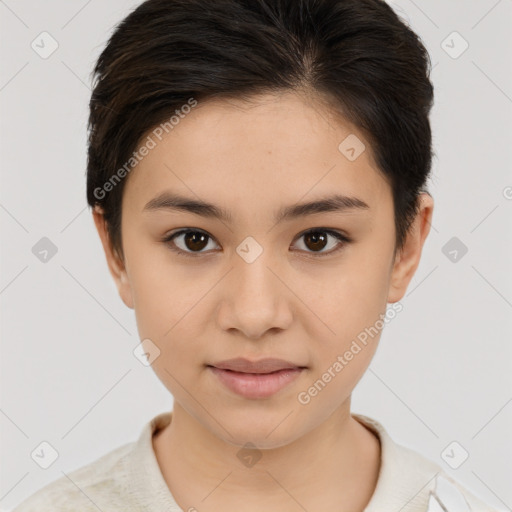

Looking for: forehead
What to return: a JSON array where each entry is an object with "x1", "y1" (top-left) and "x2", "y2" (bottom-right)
[{"x1": 122, "y1": 91, "x2": 391, "y2": 219}]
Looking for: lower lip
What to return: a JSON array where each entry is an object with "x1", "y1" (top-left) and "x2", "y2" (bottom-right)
[{"x1": 208, "y1": 366, "x2": 304, "y2": 399}]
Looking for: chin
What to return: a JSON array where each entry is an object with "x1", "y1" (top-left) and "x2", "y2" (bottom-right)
[{"x1": 211, "y1": 408, "x2": 305, "y2": 450}]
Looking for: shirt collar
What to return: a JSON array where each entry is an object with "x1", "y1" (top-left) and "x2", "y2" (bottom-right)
[
  {"x1": 127, "y1": 410, "x2": 443, "y2": 512},
  {"x1": 353, "y1": 413, "x2": 442, "y2": 511}
]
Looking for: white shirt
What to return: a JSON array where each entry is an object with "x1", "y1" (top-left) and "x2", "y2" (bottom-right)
[{"x1": 12, "y1": 411, "x2": 497, "y2": 511}]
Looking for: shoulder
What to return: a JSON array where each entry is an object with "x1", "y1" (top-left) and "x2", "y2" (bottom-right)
[
  {"x1": 426, "y1": 472, "x2": 499, "y2": 512},
  {"x1": 12, "y1": 441, "x2": 135, "y2": 512},
  {"x1": 387, "y1": 440, "x2": 499, "y2": 511},
  {"x1": 353, "y1": 414, "x2": 499, "y2": 512},
  {"x1": 388, "y1": 438, "x2": 498, "y2": 511}
]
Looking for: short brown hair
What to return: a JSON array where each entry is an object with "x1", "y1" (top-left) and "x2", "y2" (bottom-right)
[{"x1": 86, "y1": 0, "x2": 435, "y2": 260}]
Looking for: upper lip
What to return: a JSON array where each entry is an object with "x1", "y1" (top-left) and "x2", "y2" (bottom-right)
[{"x1": 209, "y1": 357, "x2": 305, "y2": 374}]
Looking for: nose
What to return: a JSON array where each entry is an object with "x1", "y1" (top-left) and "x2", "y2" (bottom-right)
[{"x1": 215, "y1": 248, "x2": 293, "y2": 340}]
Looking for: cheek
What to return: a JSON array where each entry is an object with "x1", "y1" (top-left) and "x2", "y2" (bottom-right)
[
  {"x1": 126, "y1": 244, "x2": 199, "y2": 338},
  {"x1": 309, "y1": 249, "x2": 392, "y2": 373},
  {"x1": 320, "y1": 257, "x2": 391, "y2": 330},
  {"x1": 133, "y1": 287, "x2": 205, "y2": 360},
  {"x1": 126, "y1": 259, "x2": 210, "y2": 379},
  {"x1": 301, "y1": 274, "x2": 386, "y2": 410}
]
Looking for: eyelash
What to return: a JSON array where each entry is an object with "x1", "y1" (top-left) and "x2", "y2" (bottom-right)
[{"x1": 161, "y1": 228, "x2": 352, "y2": 259}]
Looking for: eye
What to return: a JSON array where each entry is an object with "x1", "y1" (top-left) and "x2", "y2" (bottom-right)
[
  {"x1": 162, "y1": 229, "x2": 219, "y2": 257},
  {"x1": 162, "y1": 228, "x2": 351, "y2": 257},
  {"x1": 291, "y1": 228, "x2": 351, "y2": 257}
]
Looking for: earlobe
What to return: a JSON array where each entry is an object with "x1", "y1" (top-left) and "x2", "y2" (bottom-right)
[
  {"x1": 92, "y1": 206, "x2": 134, "y2": 310},
  {"x1": 387, "y1": 193, "x2": 434, "y2": 304}
]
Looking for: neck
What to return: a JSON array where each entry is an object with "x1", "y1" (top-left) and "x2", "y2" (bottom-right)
[{"x1": 153, "y1": 401, "x2": 381, "y2": 512}]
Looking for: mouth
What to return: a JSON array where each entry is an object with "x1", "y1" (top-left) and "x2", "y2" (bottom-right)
[
  {"x1": 207, "y1": 359, "x2": 307, "y2": 399},
  {"x1": 208, "y1": 357, "x2": 307, "y2": 374}
]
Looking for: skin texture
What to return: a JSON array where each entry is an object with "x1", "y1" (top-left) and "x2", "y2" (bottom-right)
[{"x1": 93, "y1": 90, "x2": 434, "y2": 512}]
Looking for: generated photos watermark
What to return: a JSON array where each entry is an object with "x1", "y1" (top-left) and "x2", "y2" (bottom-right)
[
  {"x1": 297, "y1": 301, "x2": 403, "y2": 405},
  {"x1": 93, "y1": 97, "x2": 198, "y2": 201}
]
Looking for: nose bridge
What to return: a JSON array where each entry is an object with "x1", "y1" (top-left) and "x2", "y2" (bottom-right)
[
  {"x1": 216, "y1": 236, "x2": 293, "y2": 338},
  {"x1": 233, "y1": 235, "x2": 280, "y2": 302}
]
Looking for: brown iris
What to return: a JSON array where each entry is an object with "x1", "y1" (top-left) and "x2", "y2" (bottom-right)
[
  {"x1": 183, "y1": 231, "x2": 209, "y2": 251},
  {"x1": 302, "y1": 231, "x2": 328, "y2": 252}
]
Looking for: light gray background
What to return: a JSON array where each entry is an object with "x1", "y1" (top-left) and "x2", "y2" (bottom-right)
[{"x1": 1, "y1": 0, "x2": 511, "y2": 510}]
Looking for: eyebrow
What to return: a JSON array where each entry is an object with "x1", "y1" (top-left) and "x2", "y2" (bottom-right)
[{"x1": 142, "y1": 192, "x2": 370, "y2": 224}]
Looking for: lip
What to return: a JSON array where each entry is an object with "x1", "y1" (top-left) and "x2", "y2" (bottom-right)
[
  {"x1": 207, "y1": 358, "x2": 307, "y2": 399},
  {"x1": 208, "y1": 366, "x2": 304, "y2": 399}
]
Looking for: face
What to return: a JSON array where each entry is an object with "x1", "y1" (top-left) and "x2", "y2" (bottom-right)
[{"x1": 94, "y1": 91, "x2": 433, "y2": 449}]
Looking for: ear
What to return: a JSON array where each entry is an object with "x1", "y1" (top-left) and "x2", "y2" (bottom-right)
[
  {"x1": 387, "y1": 193, "x2": 434, "y2": 303},
  {"x1": 92, "y1": 206, "x2": 134, "y2": 309}
]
